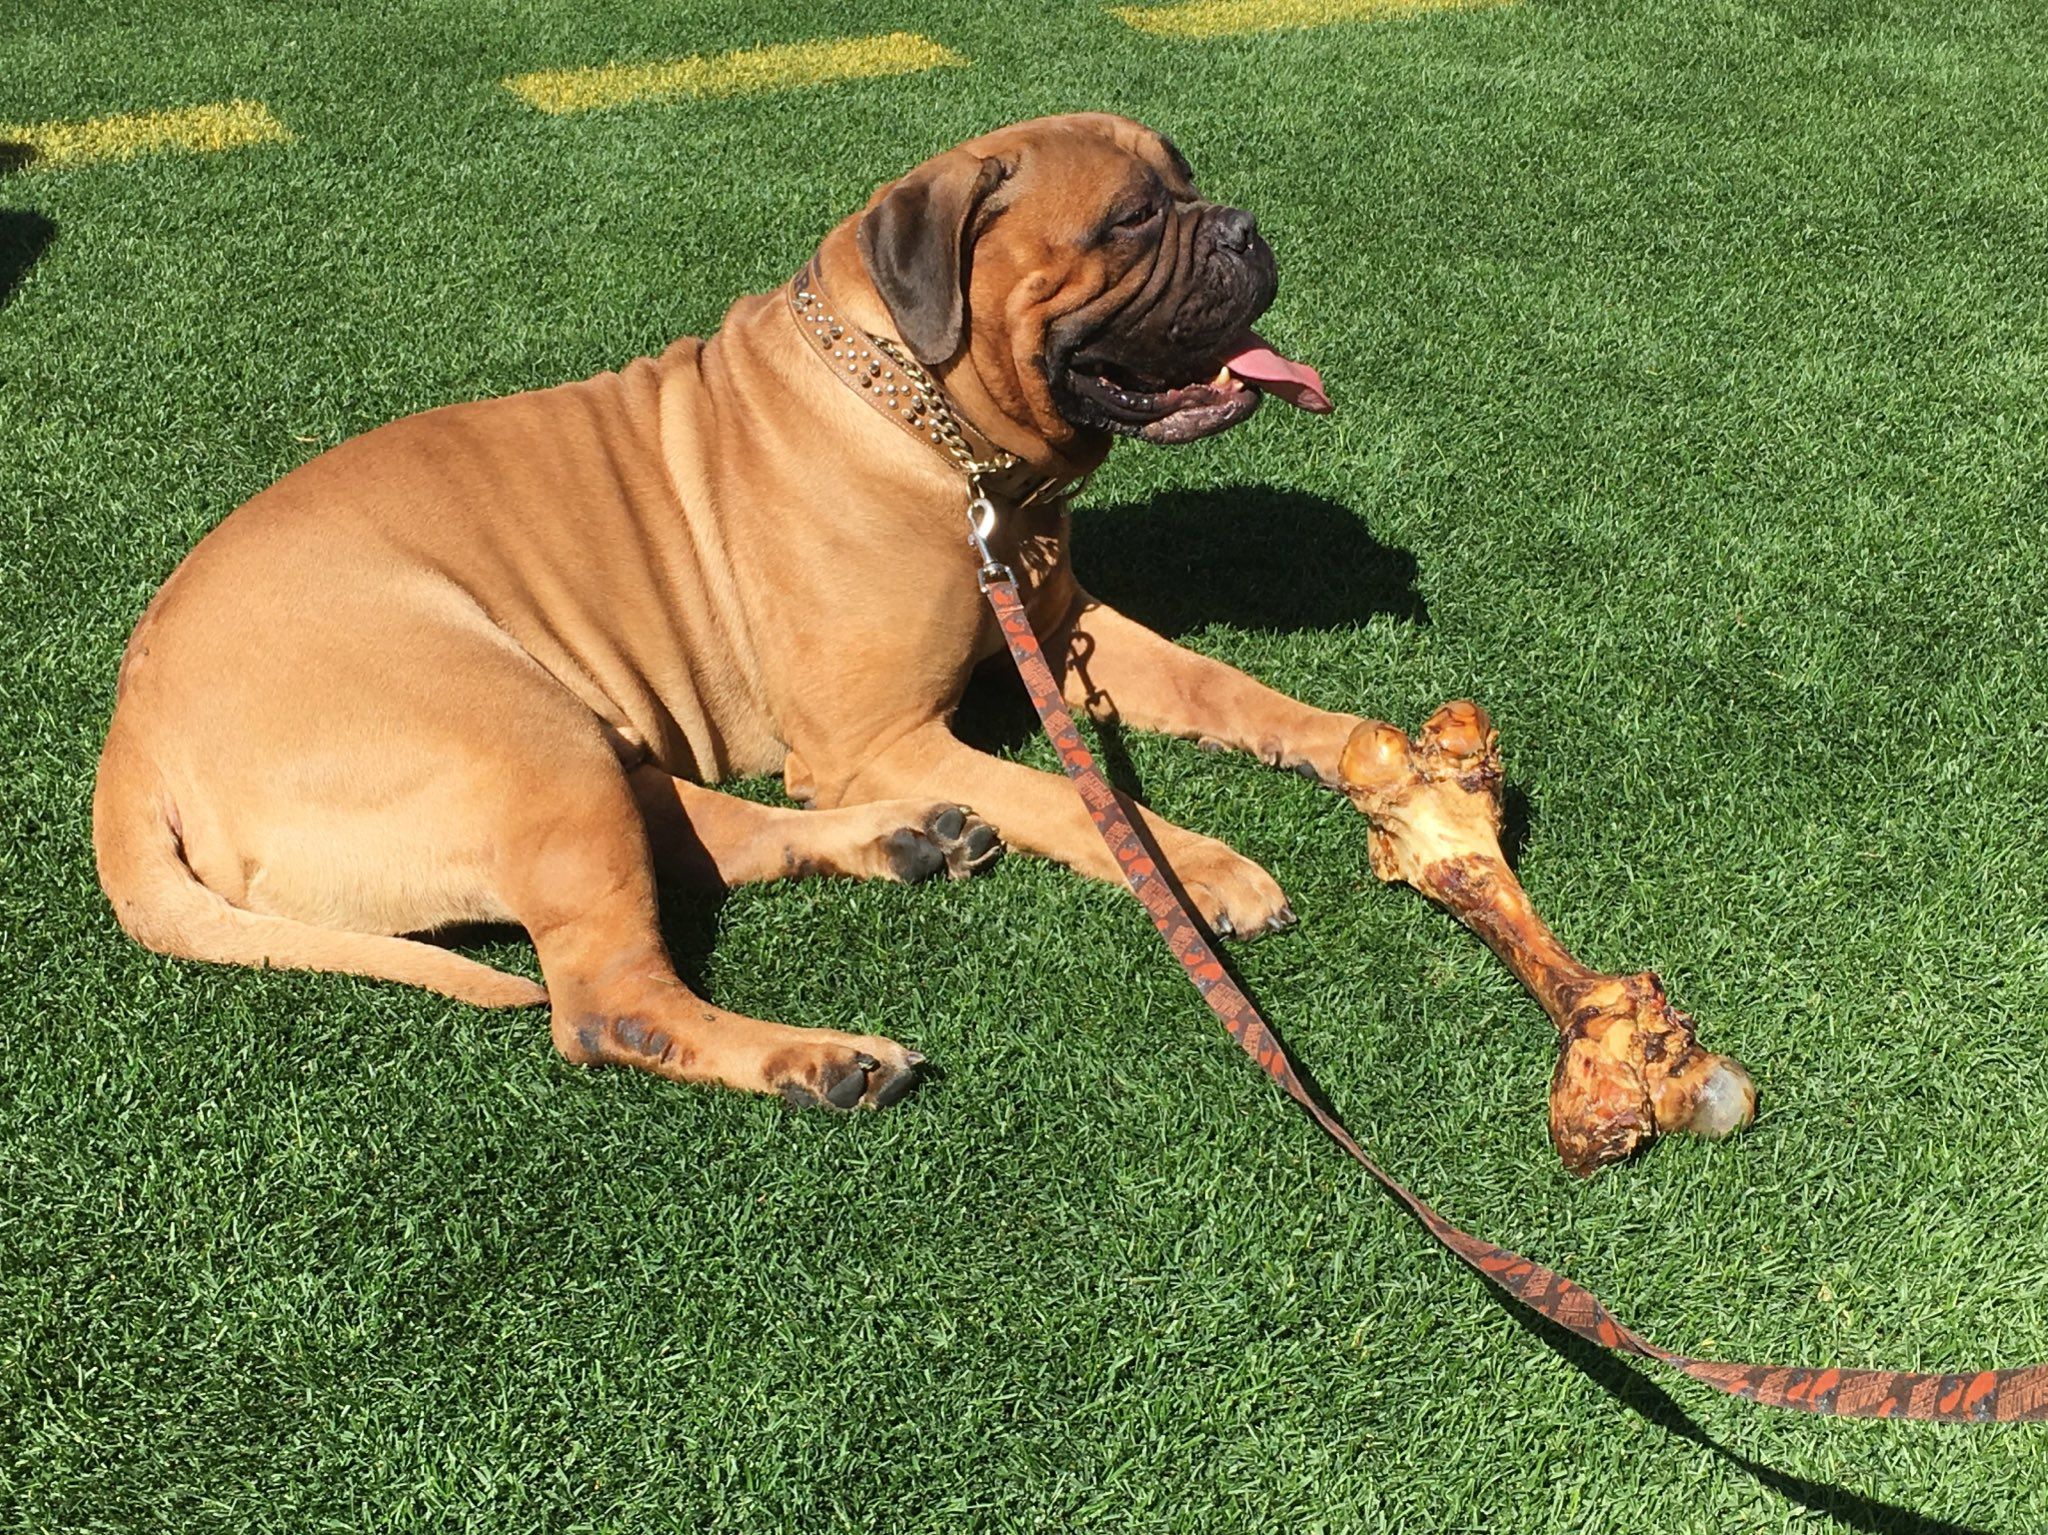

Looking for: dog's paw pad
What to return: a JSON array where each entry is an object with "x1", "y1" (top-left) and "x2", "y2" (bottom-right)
[
  {"x1": 884, "y1": 826, "x2": 949, "y2": 882},
  {"x1": 821, "y1": 1053, "x2": 878, "y2": 1108},
  {"x1": 959, "y1": 820, "x2": 1001, "y2": 871},
  {"x1": 869, "y1": 1060, "x2": 923, "y2": 1108},
  {"x1": 885, "y1": 806, "x2": 1004, "y2": 883}
]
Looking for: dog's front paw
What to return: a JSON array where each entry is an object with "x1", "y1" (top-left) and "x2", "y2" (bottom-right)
[
  {"x1": 768, "y1": 1030, "x2": 928, "y2": 1110},
  {"x1": 878, "y1": 804, "x2": 1004, "y2": 883},
  {"x1": 1171, "y1": 837, "x2": 1295, "y2": 941}
]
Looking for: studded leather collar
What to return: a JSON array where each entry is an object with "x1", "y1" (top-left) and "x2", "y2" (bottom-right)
[{"x1": 786, "y1": 258, "x2": 1077, "y2": 510}]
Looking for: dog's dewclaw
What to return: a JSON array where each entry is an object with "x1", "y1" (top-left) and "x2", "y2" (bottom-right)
[{"x1": 1338, "y1": 702, "x2": 1756, "y2": 1175}]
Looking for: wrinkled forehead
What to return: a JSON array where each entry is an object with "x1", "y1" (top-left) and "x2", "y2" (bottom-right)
[
  {"x1": 974, "y1": 115, "x2": 1196, "y2": 195},
  {"x1": 963, "y1": 114, "x2": 1200, "y2": 237}
]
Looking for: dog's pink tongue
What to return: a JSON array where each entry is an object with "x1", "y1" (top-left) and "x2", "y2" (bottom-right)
[{"x1": 1224, "y1": 335, "x2": 1331, "y2": 413}]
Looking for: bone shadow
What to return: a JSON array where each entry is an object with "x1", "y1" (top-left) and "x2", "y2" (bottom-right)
[
  {"x1": 1500, "y1": 782, "x2": 1534, "y2": 869},
  {"x1": 2, "y1": 143, "x2": 55, "y2": 312}
]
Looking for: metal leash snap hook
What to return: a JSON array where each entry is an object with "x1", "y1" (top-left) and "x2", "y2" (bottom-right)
[
  {"x1": 967, "y1": 491, "x2": 998, "y2": 548},
  {"x1": 966, "y1": 487, "x2": 1014, "y2": 593}
]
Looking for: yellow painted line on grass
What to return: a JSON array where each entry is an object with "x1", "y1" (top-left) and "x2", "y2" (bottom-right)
[
  {"x1": 1112, "y1": 0, "x2": 1514, "y2": 39},
  {"x1": 0, "y1": 99, "x2": 291, "y2": 169},
  {"x1": 505, "y1": 31, "x2": 968, "y2": 116}
]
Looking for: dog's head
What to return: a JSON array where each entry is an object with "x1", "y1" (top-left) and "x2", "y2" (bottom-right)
[{"x1": 853, "y1": 113, "x2": 1328, "y2": 449}]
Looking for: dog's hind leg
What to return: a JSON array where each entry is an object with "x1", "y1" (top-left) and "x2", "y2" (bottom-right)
[
  {"x1": 502, "y1": 755, "x2": 924, "y2": 1107},
  {"x1": 627, "y1": 768, "x2": 1001, "y2": 889},
  {"x1": 99, "y1": 587, "x2": 923, "y2": 1105}
]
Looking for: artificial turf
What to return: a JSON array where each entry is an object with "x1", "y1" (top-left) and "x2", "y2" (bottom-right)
[{"x1": 5, "y1": 1, "x2": 2047, "y2": 1529}]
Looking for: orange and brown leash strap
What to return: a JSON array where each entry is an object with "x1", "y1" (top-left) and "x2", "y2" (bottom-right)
[
  {"x1": 787, "y1": 255, "x2": 2044, "y2": 1423},
  {"x1": 974, "y1": 560, "x2": 2048, "y2": 1425}
]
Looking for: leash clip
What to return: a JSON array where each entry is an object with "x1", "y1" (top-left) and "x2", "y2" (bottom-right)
[{"x1": 966, "y1": 488, "x2": 1015, "y2": 592}]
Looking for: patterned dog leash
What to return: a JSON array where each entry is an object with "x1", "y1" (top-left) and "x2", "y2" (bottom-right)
[{"x1": 791, "y1": 262, "x2": 2048, "y2": 1423}]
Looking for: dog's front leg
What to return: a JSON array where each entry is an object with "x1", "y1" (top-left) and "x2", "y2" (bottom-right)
[
  {"x1": 829, "y1": 723, "x2": 1295, "y2": 939},
  {"x1": 1042, "y1": 590, "x2": 1364, "y2": 788}
]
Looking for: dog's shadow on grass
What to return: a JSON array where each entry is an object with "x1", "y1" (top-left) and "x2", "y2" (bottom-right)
[
  {"x1": 1074, "y1": 483, "x2": 1428, "y2": 638},
  {"x1": 947, "y1": 485, "x2": 1554, "y2": 860},
  {"x1": 1, "y1": 142, "x2": 56, "y2": 312}
]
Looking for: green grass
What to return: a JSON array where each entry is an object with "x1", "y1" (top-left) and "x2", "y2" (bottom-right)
[{"x1": 6, "y1": 1, "x2": 2048, "y2": 1529}]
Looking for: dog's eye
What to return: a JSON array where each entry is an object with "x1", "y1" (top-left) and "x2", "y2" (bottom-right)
[{"x1": 1111, "y1": 202, "x2": 1161, "y2": 234}]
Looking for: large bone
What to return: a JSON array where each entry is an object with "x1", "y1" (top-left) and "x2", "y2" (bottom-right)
[{"x1": 1339, "y1": 701, "x2": 1755, "y2": 1175}]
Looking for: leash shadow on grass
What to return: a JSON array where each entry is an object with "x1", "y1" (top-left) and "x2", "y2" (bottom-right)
[
  {"x1": 1478, "y1": 1290, "x2": 1991, "y2": 1535},
  {"x1": 2, "y1": 142, "x2": 57, "y2": 312}
]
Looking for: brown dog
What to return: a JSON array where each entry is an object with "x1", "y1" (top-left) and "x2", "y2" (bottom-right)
[{"x1": 93, "y1": 113, "x2": 1359, "y2": 1109}]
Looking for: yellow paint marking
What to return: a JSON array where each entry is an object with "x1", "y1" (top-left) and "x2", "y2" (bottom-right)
[
  {"x1": 1111, "y1": 0, "x2": 1514, "y2": 39},
  {"x1": 1, "y1": 99, "x2": 291, "y2": 169},
  {"x1": 505, "y1": 32, "x2": 969, "y2": 116}
]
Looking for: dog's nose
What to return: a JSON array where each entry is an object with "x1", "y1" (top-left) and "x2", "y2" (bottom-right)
[{"x1": 1214, "y1": 207, "x2": 1259, "y2": 253}]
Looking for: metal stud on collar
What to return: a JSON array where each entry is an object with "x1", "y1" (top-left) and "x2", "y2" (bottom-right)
[
  {"x1": 791, "y1": 262, "x2": 1093, "y2": 564},
  {"x1": 792, "y1": 283, "x2": 1018, "y2": 482},
  {"x1": 869, "y1": 336, "x2": 1019, "y2": 482}
]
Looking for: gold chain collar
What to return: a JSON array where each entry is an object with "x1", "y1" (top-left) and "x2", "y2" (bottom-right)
[
  {"x1": 869, "y1": 333, "x2": 1018, "y2": 480},
  {"x1": 787, "y1": 259, "x2": 1085, "y2": 517}
]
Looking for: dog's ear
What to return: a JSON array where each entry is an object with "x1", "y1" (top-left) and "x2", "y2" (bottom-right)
[{"x1": 857, "y1": 150, "x2": 1010, "y2": 365}]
